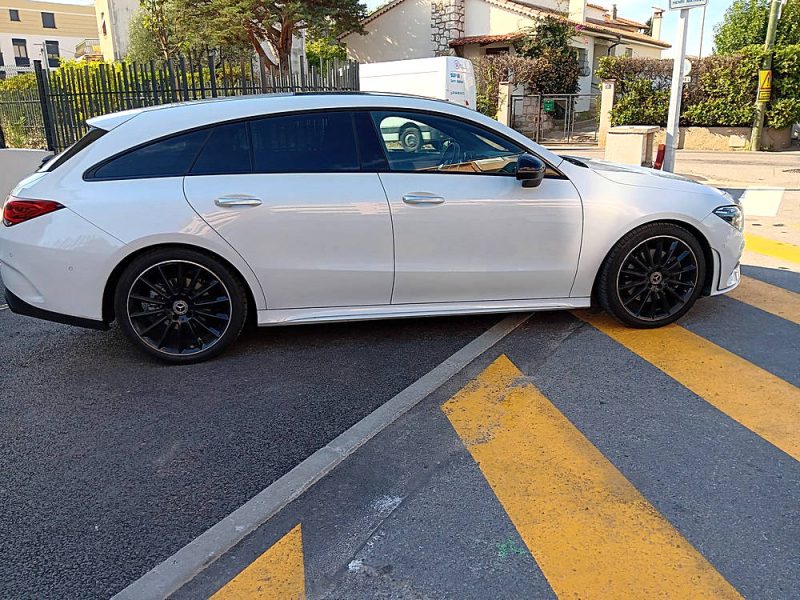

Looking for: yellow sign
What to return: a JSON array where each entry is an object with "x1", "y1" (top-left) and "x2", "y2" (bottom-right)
[{"x1": 758, "y1": 69, "x2": 772, "y2": 102}]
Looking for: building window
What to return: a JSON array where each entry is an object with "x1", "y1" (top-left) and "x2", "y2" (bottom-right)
[
  {"x1": 624, "y1": 47, "x2": 633, "y2": 57},
  {"x1": 485, "y1": 47, "x2": 510, "y2": 56},
  {"x1": 41, "y1": 12, "x2": 56, "y2": 28},
  {"x1": 12, "y1": 38, "x2": 29, "y2": 67},
  {"x1": 9, "y1": 9, "x2": 20, "y2": 21},
  {"x1": 45, "y1": 40, "x2": 59, "y2": 68}
]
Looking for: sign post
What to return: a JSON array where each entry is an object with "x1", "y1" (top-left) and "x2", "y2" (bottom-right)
[{"x1": 663, "y1": 0, "x2": 707, "y2": 173}]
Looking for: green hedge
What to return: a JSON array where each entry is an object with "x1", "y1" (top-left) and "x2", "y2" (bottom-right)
[{"x1": 596, "y1": 45, "x2": 800, "y2": 129}]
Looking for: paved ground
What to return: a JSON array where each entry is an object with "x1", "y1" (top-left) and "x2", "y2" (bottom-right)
[{"x1": 1, "y1": 150, "x2": 798, "y2": 599}]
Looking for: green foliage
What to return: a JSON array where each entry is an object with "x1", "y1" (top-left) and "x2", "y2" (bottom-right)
[
  {"x1": 175, "y1": 0, "x2": 367, "y2": 68},
  {"x1": 714, "y1": 0, "x2": 800, "y2": 54},
  {"x1": 0, "y1": 72, "x2": 37, "y2": 92},
  {"x1": 610, "y1": 79, "x2": 669, "y2": 127},
  {"x1": 473, "y1": 50, "x2": 579, "y2": 118},
  {"x1": 598, "y1": 46, "x2": 800, "y2": 129},
  {"x1": 305, "y1": 36, "x2": 346, "y2": 69},
  {"x1": 514, "y1": 16, "x2": 580, "y2": 95},
  {"x1": 126, "y1": 9, "x2": 163, "y2": 63}
]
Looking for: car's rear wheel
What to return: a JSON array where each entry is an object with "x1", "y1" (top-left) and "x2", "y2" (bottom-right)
[
  {"x1": 597, "y1": 223, "x2": 706, "y2": 328},
  {"x1": 114, "y1": 248, "x2": 247, "y2": 363}
]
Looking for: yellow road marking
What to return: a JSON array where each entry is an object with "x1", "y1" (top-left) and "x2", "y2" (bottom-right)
[
  {"x1": 579, "y1": 312, "x2": 800, "y2": 461},
  {"x1": 745, "y1": 233, "x2": 800, "y2": 264},
  {"x1": 210, "y1": 524, "x2": 305, "y2": 600},
  {"x1": 729, "y1": 276, "x2": 800, "y2": 325},
  {"x1": 443, "y1": 355, "x2": 741, "y2": 599}
]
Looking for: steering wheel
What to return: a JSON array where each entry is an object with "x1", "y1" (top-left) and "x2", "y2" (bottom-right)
[{"x1": 438, "y1": 139, "x2": 461, "y2": 169}]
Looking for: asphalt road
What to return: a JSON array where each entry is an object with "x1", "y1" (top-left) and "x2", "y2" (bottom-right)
[
  {"x1": 0, "y1": 273, "x2": 499, "y2": 598},
  {"x1": 177, "y1": 266, "x2": 800, "y2": 600}
]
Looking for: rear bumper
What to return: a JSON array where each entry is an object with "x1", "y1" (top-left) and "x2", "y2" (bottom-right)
[{"x1": 5, "y1": 288, "x2": 109, "y2": 330}]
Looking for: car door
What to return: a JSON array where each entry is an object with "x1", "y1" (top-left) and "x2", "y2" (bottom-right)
[
  {"x1": 183, "y1": 112, "x2": 394, "y2": 309},
  {"x1": 369, "y1": 110, "x2": 583, "y2": 304}
]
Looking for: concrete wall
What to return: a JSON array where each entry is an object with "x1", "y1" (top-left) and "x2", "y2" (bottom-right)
[
  {"x1": 0, "y1": 149, "x2": 49, "y2": 200},
  {"x1": 343, "y1": 0, "x2": 435, "y2": 63},
  {"x1": 464, "y1": 0, "x2": 532, "y2": 36},
  {"x1": 652, "y1": 127, "x2": 793, "y2": 152}
]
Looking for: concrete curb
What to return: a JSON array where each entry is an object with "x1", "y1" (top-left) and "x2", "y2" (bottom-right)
[{"x1": 113, "y1": 312, "x2": 532, "y2": 600}]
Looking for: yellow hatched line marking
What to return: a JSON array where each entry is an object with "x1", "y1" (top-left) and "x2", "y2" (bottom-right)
[
  {"x1": 729, "y1": 276, "x2": 800, "y2": 325},
  {"x1": 210, "y1": 524, "x2": 305, "y2": 600},
  {"x1": 442, "y1": 355, "x2": 741, "y2": 599},
  {"x1": 579, "y1": 312, "x2": 800, "y2": 461},
  {"x1": 745, "y1": 233, "x2": 800, "y2": 264}
]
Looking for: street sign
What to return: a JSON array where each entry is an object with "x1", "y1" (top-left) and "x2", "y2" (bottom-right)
[
  {"x1": 543, "y1": 99, "x2": 556, "y2": 113},
  {"x1": 758, "y1": 69, "x2": 773, "y2": 102},
  {"x1": 683, "y1": 59, "x2": 692, "y2": 75},
  {"x1": 669, "y1": 0, "x2": 707, "y2": 9}
]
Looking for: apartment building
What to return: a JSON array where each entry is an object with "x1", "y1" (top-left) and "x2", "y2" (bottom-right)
[{"x1": 0, "y1": 0, "x2": 97, "y2": 75}]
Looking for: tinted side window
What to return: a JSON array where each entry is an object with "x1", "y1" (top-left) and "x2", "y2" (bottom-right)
[
  {"x1": 370, "y1": 111, "x2": 525, "y2": 176},
  {"x1": 44, "y1": 127, "x2": 106, "y2": 172},
  {"x1": 90, "y1": 129, "x2": 209, "y2": 180},
  {"x1": 191, "y1": 122, "x2": 251, "y2": 175},
  {"x1": 250, "y1": 112, "x2": 358, "y2": 173}
]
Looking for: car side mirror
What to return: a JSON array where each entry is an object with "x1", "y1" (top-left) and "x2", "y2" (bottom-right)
[{"x1": 516, "y1": 153, "x2": 546, "y2": 188}]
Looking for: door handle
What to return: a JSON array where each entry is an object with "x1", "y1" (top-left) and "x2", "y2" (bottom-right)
[
  {"x1": 402, "y1": 193, "x2": 445, "y2": 205},
  {"x1": 214, "y1": 194, "x2": 262, "y2": 207}
]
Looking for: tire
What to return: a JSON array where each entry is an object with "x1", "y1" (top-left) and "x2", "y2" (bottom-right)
[
  {"x1": 597, "y1": 222, "x2": 706, "y2": 328},
  {"x1": 114, "y1": 248, "x2": 248, "y2": 364},
  {"x1": 399, "y1": 123, "x2": 423, "y2": 152}
]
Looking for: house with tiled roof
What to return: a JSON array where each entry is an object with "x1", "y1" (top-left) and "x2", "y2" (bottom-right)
[{"x1": 341, "y1": 0, "x2": 669, "y2": 96}]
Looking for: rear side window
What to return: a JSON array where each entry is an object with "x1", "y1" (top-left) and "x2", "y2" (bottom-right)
[
  {"x1": 44, "y1": 127, "x2": 107, "y2": 172},
  {"x1": 191, "y1": 122, "x2": 251, "y2": 175},
  {"x1": 249, "y1": 112, "x2": 358, "y2": 173},
  {"x1": 88, "y1": 129, "x2": 209, "y2": 180}
]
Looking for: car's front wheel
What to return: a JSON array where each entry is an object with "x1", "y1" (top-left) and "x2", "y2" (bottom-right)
[
  {"x1": 597, "y1": 223, "x2": 706, "y2": 328},
  {"x1": 114, "y1": 248, "x2": 247, "y2": 363}
]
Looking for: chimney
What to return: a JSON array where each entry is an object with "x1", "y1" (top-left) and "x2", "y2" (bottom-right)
[
  {"x1": 569, "y1": 0, "x2": 586, "y2": 23},
  {"x1": 651, "y1": 8, "x2": 664, "y2": 39},
  {"x1": 612, "y1": 4, "x2": 618, "y2": 21}
]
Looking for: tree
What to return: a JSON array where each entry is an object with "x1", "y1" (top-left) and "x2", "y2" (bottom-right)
[
  {"x1": 514, "y1": 16, "x2": 580, "y2": 94},
  {"x1": 305, "y1": 35, "x2": 347, "y2": 69},
  {"x1": 127, "y1": 9, "x2": 164, "y2": 62},
  {"x1": 714, "y1": 0, "x2": 800, "y2": 54},
  {"x1": 175, "y1": 0, "x2": 367, "y2": 69}
]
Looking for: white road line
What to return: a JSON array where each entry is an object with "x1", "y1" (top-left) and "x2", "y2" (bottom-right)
[
  {"x1": 739, "y1": 187, "x2": 784, "y2": 217},
  {"x1": 112, "y1": 312, "x2": 532, "y2": 600},
  {"x1": 0, "y1": 304, "x2": 9, "y2": 311}
]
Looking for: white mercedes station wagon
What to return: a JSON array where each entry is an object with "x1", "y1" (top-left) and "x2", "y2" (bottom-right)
[{"x1": 1, "y1": 93, "x2": 744, "y2": 363}]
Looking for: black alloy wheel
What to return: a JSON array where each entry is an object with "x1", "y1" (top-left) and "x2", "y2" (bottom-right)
[
  {"x1": 616, "y1": 236, "x2": 699, "y2": 321},
  {"x1": 598, "y1": 223, "x2": 706, "y2": 328},
  {"x1": 115, "y1": 249, "x2": 247, "y2": 363}
]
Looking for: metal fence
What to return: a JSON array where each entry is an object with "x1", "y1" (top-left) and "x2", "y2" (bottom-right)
[
  {"x1": 20, "y1": 54, "x2": 359, "y2": 152},
  {"x1": 510, "y1": 93, "x2": 600, "y2": 145},
  {"x1": 0, "y1": 87, "x2": 46, "y2": 149}
]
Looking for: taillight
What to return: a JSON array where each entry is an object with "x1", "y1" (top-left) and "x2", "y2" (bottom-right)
[{"x1": 2, "y1": 197, "x2": 65, "y2": 226}]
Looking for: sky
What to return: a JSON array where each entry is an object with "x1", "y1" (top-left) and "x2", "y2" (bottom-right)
[{"x1": 364, "y1": 0, "x2": 736, "y2": 57}]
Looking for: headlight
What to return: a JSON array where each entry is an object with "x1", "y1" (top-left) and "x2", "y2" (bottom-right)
[{"x1": 713, "y1": 205, "x2": 744, "y2": 231}]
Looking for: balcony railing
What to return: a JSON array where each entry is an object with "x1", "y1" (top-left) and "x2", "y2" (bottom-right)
[{"x1": 75, "y1": 39, "x2": 101, "y2": 59}]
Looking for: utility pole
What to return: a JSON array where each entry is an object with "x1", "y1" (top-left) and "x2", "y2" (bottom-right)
[
  {"x1": 663, "y1": 8, "x2": 690, "y2": 173},
  {"x1": 698, "y1": 4, "x2": 708, "y2": 57},
  {"x1": 750, "y1": 0, "x2": 782, "y2": 151}
]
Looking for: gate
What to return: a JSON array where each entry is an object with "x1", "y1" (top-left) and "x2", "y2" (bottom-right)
[
  {"x1": 31, "y1": 55, "x2": 360, "y2": 152},
  {"x1": 510, "y1": 93, "x2": 600, "y2": 145}
]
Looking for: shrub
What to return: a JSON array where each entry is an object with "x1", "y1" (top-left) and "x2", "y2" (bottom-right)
[{"x1": 598, "y1": 45, "x2": 800, "y2": 129}]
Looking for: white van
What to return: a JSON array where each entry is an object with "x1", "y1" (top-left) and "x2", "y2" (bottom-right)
[{"x1": 359, "y1": 57, "x2": 477, "y2": 151}]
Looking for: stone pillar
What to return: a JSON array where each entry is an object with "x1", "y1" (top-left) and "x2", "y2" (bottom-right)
[
  {"x1": 496, "y1": 82, "x2": 513, "y2": 126},
  {"x1": 598, "y1": 79, "x2": 616, "y2": 148},
  {"x1": 431, "y1": 0, "x2": 465, "y2": 56}
]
